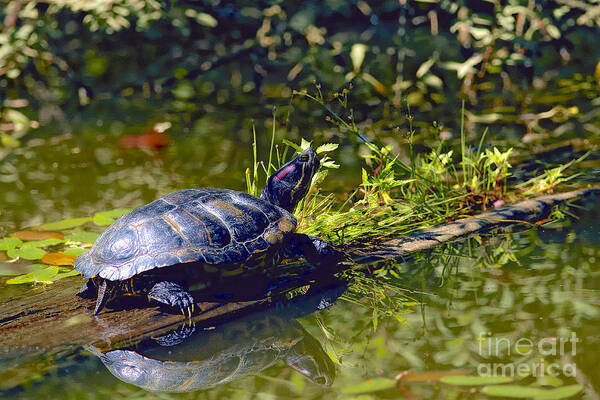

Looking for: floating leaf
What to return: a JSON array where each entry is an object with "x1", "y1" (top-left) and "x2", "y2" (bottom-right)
[
  {"x1": 93, "y1": 213, "x2": 115, "y2": 226},
  {"x1": 63, "y1": 248, "x2": 87, "y2": 256},
  {"x1": 54, "y1": 268, "x2": 81, "y2": 280},
  {"x1": 9, "y1": 231, "x2": 64, "y2": 240},
  {"x1": 536, "y1": 376, "x2": 563, "y2": 387},
  {"x1": 7, "y1": 266, "x2": 59, "y2": 284},
  {"x1": 66, "y1": 231, "x2": 100, "y2": 244},
  {"x1": 0, "y1": 237, "x2": 23, "y2": 251},
  {"x1": 20, "y1": 238, "x2": 65, "y2": 248},
  {"x1": 397, "y1": 370, "x2": 467, "y2": 382},
  {"x1": 316, "y1": 143, "x2": 339, "y2": 154},
  {"x1": 98, "y1": 208, "x2": 133, "y2": 218},
  {"x1": 482, "y1": 384, "x2": 582, "y2": 399},
  {"x1": 341, "y1": 378, "x2": 396, "y2": 394},
  {"x1": 7, "y1": 247, "x2": 46, "y2": 260},
  {"x1": 92, "y1": 208, "x2": 132, "y2": 226},
  {"x1": 534, "y1": 385, "x2": 584, "y2": 399},
  {"x1": 41, "y1": 253, "x2": 77, "y2": 266},
  {"x1": 37, "y1": 217, "x2": 92, "y2": 231},
  {"x1": 441, "y1": 375, "x2": 513, "y2": 386},
  {"x1": 0, "y1": 263, "x2": 46, "y2": 276}
]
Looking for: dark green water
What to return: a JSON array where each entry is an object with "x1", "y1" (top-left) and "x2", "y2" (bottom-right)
[{"x1": 1, "y1": 97, "x2": 599, "y2": 399}]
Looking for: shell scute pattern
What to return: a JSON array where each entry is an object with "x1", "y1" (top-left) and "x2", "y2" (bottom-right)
[
  {"x1": 173, "y1": 206, "x2": 232, "y2": 248},
  {"x1": 76, "y1": 189, "x2": 296, "y2": 281}
]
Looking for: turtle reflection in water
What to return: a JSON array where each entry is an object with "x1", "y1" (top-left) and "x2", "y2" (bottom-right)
[
  {"x1": 75, "y1": 147, "x2": 345, "y2": 315},
  {"x1": 89, "y1": 285, "x2": 344, "y2": 392}
]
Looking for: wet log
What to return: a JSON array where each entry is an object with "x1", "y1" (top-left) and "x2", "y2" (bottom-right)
[
  {"x1": 349, "y1": 187, "x2": 600, "y2": 263},
  {"x1": 1, "y1": 187, "x2": 599, "y2": 360}
]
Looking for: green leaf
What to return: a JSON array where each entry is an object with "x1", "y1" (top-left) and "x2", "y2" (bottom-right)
[
  {"x1": 20, "y1": 238, "x2": 64, "y2": 248},
  {"x1": 341, "y1": 378, "x2": 396, "y2": 394},
  {"x1": 7, "y1": 266, "x2": 59, "y2": 284},
  {"x1": 92, "y1": 213, "x2": 115, "y2": 226},
  {"x1": 300, "y1": 138, "x2": 311, "y2": 150},
  {"x1": 66, "y1": 231, "x2": 100, "y2": 244},
  {"x1": 62, "y1": 248, "x2": 87, "y2": 256},
  {"x1": 53, "y1": 268, "x2": 81, "y2": 280},
  {"x1": 321, "y1": 159, "x2": 340, "y2": 168},
  {"x1": 7, "y1": 247, "x2": 46, "y2": 260},
  {"x1": 316, "y1": 143, "x2": 339, "y2": 154},
  {"x1": 482, "y1": 384, "x2": 582, "y2": 399},
  {"x1": 37, "y1": 217, "x2": 92, "y2": 231},
  {"x1": 0, "y1": 237, "x2": 23, "y2": 250},
  {"x1": 0, "y1": 263, "x2": 46, "y2": 276},
  {"x1": 93, "y1": 207, "x2": 132, "y2": 225},
  {"x1": 281, "y1": 139, "x2": 302, "y2": 152},
  {"x1": 536, "y1": 376, "x2": 563, "y2": 387},
  {"x1": 94, "y1": 208, "x2": 132, "y2": 220},
  {"x1": 441, "y1": 375, "x2": 514, "y2": 386},
  {"x1": 534, "y1": 385, "x2": 583, "y2": 400}
]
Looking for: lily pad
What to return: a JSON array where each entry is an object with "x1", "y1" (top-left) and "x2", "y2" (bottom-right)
[
  {"x1": 6, "y1": 266, "x2": 80, "y2": 284},
  {"x1": 397, "y1": 370, "x2": 467, "y2": 382},
  {"x1": 92, "y1": 213, "x2": 114, "y2": 226},
  {"x1": 6, "y1": 266, "x2": 59, "y2": 284},
  {"x1": 94, "y1": 208, "x2": 132, "y2": 220},
  {"x1": 9, "y1": 231, "x2": 64, "y2": 240},
  {"x1": 66, "y1": 231, "x2": 100, "y2": 244},
  {"x1": 0, "y1": 263, "x2": 46, "y2": 276},
  {"x1": 440, "y1": 375, "x2": 514, "y2": 386},
  {"x1": 20, "y1": 238, "x2": 65, "y2": 248},
  {"x1": 482, "y1": 384, "x2": 582, "y2": 399},
  {"x1": 0, "y1": 237, "x2": 23, "y2": 251},
  {"x1": 41, "y1": 252, "x2": 77, "y2": 266},
  {"x1": 62, "y1": 248, "x2": 87, "y2": 256},
  {"x1": 7, "y1": 247, "x2": 46, "y2": 260},
  {"x1": 53, "y1": 268, "x2": 81, "y2": 280},
  {"x1": 37, "y1": 217, "x2": 92, "y2": 231},
  {"x1": 341, "y1": 378, "x2": 396, "y2": 394}
]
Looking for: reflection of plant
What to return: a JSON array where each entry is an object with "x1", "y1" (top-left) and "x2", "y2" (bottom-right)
[{"x1": 304, "y1": 225, "x2": 595, "y2": 399}]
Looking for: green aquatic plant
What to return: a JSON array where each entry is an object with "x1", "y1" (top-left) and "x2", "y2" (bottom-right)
[{"x1": 0, "y1": 208, "x2": 131, "y2": 283}]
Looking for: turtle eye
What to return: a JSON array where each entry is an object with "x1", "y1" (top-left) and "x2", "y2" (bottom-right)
[{"x1": 298, "y1": 154, "x2": 309, "y2": 162}]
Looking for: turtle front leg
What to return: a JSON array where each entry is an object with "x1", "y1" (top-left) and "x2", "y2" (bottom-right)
[
  {"x1": 148, "y1": 281, "x2": 195, "y2": 318},
  {"x1": 282, "y1": 233, "x2": 346, "y2": 268}
]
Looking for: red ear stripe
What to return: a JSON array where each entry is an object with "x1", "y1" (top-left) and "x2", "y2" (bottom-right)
[{"x1": 275, "y1": 164, "x2": 295, "y2": 180}]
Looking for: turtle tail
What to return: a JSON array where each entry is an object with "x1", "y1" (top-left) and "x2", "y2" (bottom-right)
[{"x1": 94, "y1": 279, "x2": 114, "y2": 315}]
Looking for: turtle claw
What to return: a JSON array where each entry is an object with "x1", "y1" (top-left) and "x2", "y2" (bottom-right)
[{"x1": 148, "y1": 281, "x2": 196, "y2": 318}]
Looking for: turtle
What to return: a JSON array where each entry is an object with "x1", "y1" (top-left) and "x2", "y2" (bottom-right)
[
  {"x1": 88, "y1": 283, "x2": 344, "y2": 392},
  {"x1": 74, "y1": 147, "x2": 344, "y2": 316}
]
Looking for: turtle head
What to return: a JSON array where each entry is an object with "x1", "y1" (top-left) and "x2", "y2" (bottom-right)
[{"x1": 261, "y1": 147, "x2": 319, "y2": 212}]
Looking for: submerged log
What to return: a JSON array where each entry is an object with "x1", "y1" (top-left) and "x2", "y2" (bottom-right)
[{"x1": 0, "y1": 187, "x2": 598, "y2": 360}]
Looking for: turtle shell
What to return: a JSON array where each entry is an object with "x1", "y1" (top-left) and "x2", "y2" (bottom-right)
[{"x1": 74, "y1": 188, "x2": 297, "y2": 281}]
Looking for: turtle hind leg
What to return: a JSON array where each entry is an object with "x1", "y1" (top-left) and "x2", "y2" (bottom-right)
[
  {"x1": 94, "y1": 279, "x2": 115, "y2": 315},
  {"x1": 148, "y1": 281, "x2": 195, "y2": 318}
]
